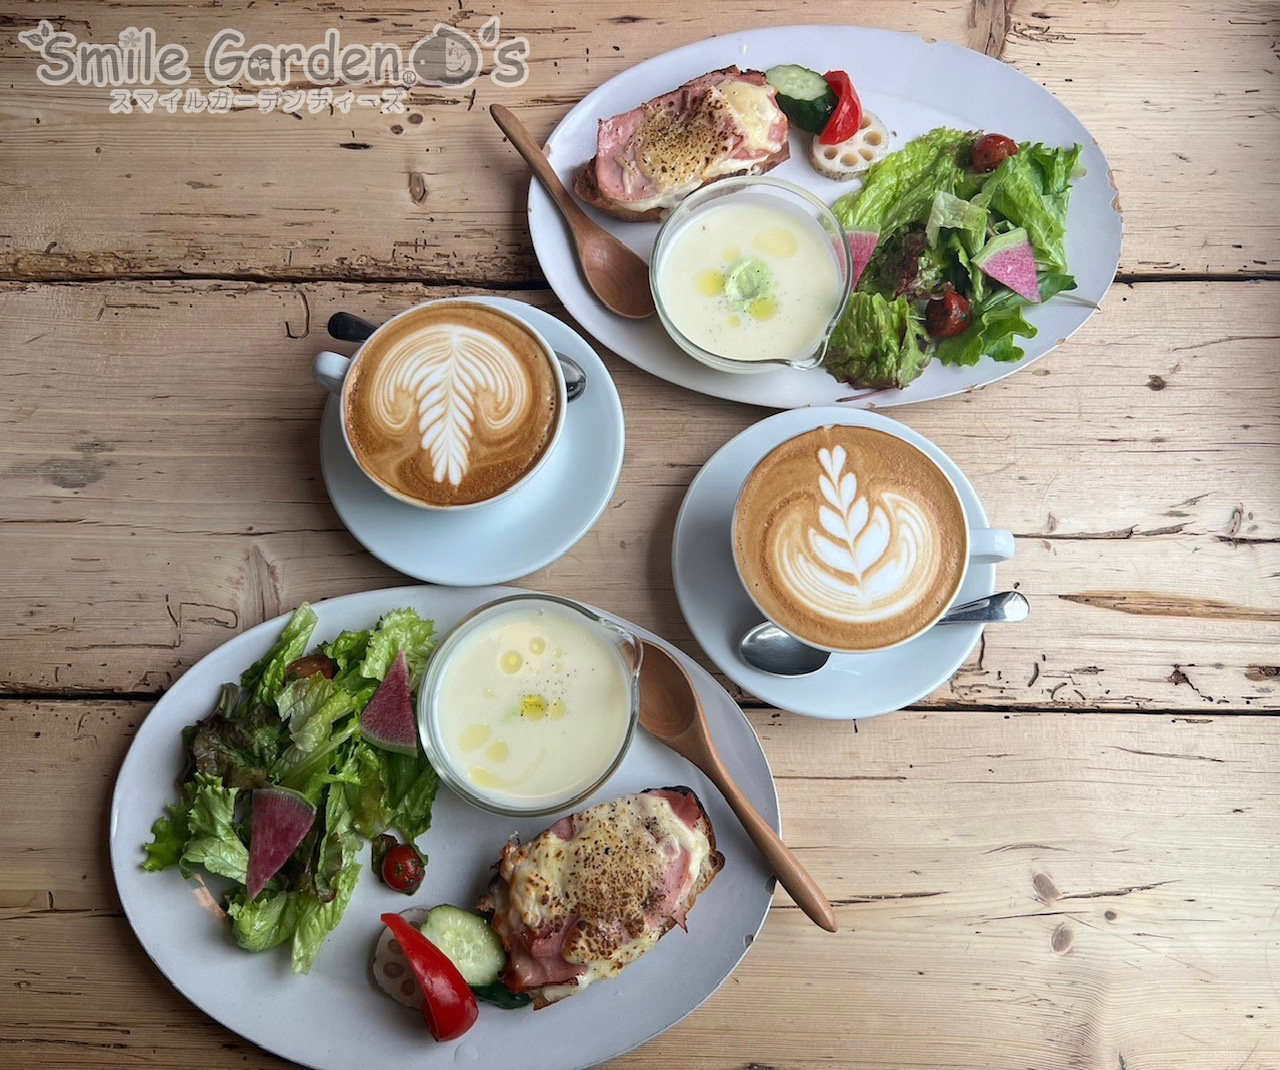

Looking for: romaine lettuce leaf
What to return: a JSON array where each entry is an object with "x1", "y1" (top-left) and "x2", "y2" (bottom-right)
[
  {"x1": 291, "y1": 862, "x2": 361, "y2": 974},
  {"x1": 359, "y1": 608, "x2": 436, "y2": 689},
  {"x1": 344, "y1": 742, "x2": 439, "y2": 842},
  {"x1": 980, "y1": 143, "x2": 1081, "y2": 272},
  {"x1": 833, "y1": 128, "x2": 974, "y2": 238},
  {"x1": 227, "y1": 886, "x2": 300, "y2": 952},
  {"x1": 926, "y1": 190, "x2": 988, "y2": 254},
  {"x1": 179, "y1": 774, "x2": 248, "y2": 883},
  {"x1": 314, "y1": 771, "x2": 361, "y2": 904},
  {"x1": 141, "y1": 799, "x2": 191, "y2": 872},
  {"x1": 277, "y1": 674, "x2": 356, "y2": 754},
  {"x1": 823, "y1": 291, "x2": 931, "y2": 390},
  {"x1": 934, "y1": 272, "x2": 1077, "y2": 366},
  {"x1": 241, "y1": 604, "x2": 318, "y2": 707}
]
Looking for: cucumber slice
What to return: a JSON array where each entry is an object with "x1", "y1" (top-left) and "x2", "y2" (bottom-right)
[
  {"x1": 765, "y1": 64, "x2": 837, "y2": 134},
  {"x1": 420, "y1": 905, "x2": 506, "y2": 987}
]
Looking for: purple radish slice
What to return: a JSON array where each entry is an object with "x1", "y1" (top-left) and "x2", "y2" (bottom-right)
[
  {"x1": 847, "y1": 229, "x2": 880, "y2": 289},
  {"x1": 246, "y1": 787, "x2": 316, "y2": 900},
  {"x1": 361, "y1": 651, "x2": 417, "y2": 756},
  {"x1": 973, "y1": 227, "x2": 1041, "y2": 302}
]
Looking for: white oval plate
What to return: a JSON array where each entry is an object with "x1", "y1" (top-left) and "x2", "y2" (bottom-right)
[
  {"x1": 110, "y1": 585, "x2": 778, "y2": 1070},
  {"x1": 529, "y1": 24, "x2": 1122, "y2": 409},
  {"x1": 673, "y1": 408, "x2": 996, "y2": 718}
]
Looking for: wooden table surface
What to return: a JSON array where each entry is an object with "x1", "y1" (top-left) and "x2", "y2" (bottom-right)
[{"x1": 2, "y1": 2, "x2": 1278, "y2": 1068}]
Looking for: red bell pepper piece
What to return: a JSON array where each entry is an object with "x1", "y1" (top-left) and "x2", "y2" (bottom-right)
[
  {"x1": 380, "y1": 913, "x2": 479, "y2": 1042},
  {"x1": 820, "y1": 71, "x2": 863, "y2": 145}
]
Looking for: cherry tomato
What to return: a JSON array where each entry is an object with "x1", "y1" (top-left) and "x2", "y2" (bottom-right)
[
  {"x1": 380, "y1": 913, "x2": 478, "y2": 1042},
  {"x1": 381, "y1": 843, "x2": 426, "y2": 894},
  {"x1": 970, "y1": 133, "x2": 1019, "y2": 173},
  {"x1": 285, "y1": 654, "x2": 336, "y2": 680},
  {"x1": 925, "y1": 290, "x2": 973, "y2": 339},
  {"x1": 819, "y1": 70, "x2": 863, "y2": 145}
]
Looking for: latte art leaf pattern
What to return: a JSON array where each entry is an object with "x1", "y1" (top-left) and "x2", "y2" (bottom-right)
[
  {"x1": 370, "y1": 325, "x2": 530, "y2": 487},
  {"x1": 774, "y1": 445, "x2": 939, "y2": 624}
]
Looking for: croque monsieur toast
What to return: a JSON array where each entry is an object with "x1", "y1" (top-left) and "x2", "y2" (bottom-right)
[
  {"x1": 476, "y1": 787, "x2": 724, "y2": 1007},
  {"x1": 574, "y1": 67, "x2": 790, "y2": 222}
]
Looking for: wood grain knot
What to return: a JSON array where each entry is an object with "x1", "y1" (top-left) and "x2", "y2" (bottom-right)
[{"x1": 1033, "y1": 872, "x2": 1060, "y2": 904}]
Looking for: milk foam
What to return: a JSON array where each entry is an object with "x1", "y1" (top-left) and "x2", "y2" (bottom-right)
[
  {"x1": 368, "y1": 323, "x2": 533, "y2": 487},
  {"x1": 772, "y1": 445, "x2": 937, "y2": 624}
]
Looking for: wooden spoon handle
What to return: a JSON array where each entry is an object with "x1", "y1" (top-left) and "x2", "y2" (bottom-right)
[
  {"x1": 489, "y1": 104, "x2": 593, "y2": 230},
  {"x1": 706, "y1": 764, "x2": 839, "y2": 932}
]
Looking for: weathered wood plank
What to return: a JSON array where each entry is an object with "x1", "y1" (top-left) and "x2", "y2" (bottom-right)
[
  {"x1": 2, "y1": 279, "x2": 1278, "y2": 709},
  {"x1": 2, "y1": 700, "x2": 1276, "y2": 1068},
  {"x1": 0, "y1": 1, "x2": 1273, "y2": 282},
  {"x1": 1006, "y1": 0, "x2": 1280, "y2": 277}
]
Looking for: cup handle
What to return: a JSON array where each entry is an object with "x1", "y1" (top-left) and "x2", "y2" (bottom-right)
[
  {"x1": 970, "y1": 528, "x2": 1015, "y2": 563},
  {"x1": 313, "y1": 351, "x2": 351, "y2": 396}
]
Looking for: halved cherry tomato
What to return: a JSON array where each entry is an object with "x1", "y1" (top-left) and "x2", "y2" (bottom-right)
[
  {"x1": 925, "y1": 290, "x2": 973, "y2": 339},
  {"x1": 380, "y1": 913, "x2": 479, "y2": 1042},
  {"x1": 819, "y1": 70, "x2": 863, "y2": 145},
  {"x1": 381, "y1": 842, "x2": 426, "y2": 895},
  {"x1": 284, "y1": 654, "x2": 336, "y2": 680},
  {"x1": 970, "y1": 133, "x2": 1019, "y2": 173}
]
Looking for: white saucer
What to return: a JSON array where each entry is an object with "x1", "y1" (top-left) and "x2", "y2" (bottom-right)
[
  {"x1": 320, "y1": 298, "x2": 625, "y2": 586},
  {"x1": 672, "y1": 408, "x2": 999, "y2": 719}
]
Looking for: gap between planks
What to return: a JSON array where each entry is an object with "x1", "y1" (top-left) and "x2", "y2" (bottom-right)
[
  {"x1": 1, "y1": 691, "x2": 1274, "y2": 718},
  {"x1": 0, "y1": 270, "x2": 1276, "y2": 286}
]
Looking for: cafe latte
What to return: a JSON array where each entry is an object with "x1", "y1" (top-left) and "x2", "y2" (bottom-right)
[
  {"x1": 344, "y1": 302, "x2": 562, "y2": 507},
  {"x1": 733, "y1": 426, "x2": 968, "y2": 651}
]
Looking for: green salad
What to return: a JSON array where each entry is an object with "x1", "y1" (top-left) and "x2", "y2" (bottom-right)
[
  {"x1": 826, "y1": 127, "x2": 1081, "y2": 389},
  {"x1": 142, "y1": 604, "x2": 439, "y2": 973}
]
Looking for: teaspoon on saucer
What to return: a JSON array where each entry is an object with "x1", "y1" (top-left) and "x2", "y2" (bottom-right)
[
  {"x1": 739, "y1": 590, "x2": 1030, "y2": 677},
  {"x1": 326, "y1": 312, "x2": 587, "y2": 402}
]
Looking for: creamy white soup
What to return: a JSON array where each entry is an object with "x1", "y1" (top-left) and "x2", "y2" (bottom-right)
[
  {"x1": 431, "y1": 600, "x2": 632, "y2": 810},
  {"x1": 657, "y1": 195, "x2": 842, "y2": 363}
]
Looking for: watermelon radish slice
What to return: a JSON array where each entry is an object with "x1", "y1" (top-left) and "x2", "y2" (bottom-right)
[
  {"x1": 973, "y1": 227, "x2": 1041, "y2": 302},
  {"x1": 246, "y1": 787, "x2": 316, "y2": 900},
  {"x1": 361, "y1": 651, "x2": 418, "y2": 756},
  {"x1": 847, "y1": 229, "x2": 880, "y2": 289}
]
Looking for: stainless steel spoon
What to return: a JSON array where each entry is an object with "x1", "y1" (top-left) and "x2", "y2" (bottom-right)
[
  {"x1": 738, "y1": 591, "x2": 1030, "y2": 677},
  {"x1": 326, "y1": 312, "x2": 587, "y2": 402}
]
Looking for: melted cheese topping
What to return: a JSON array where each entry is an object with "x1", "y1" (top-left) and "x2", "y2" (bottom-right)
[
  {"x1": 717, "y1": 79, "x2": 785, "y2": 155},
  {"x1": 502, "y1": 793, "x2": 712, "y2": 996},
  {"x1": 622, "y1": 78, "x2": 786, "y2": 216}
]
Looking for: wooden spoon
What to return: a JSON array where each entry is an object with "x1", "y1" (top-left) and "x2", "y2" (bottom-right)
[
  {"x1": 490, "y1": 104, "x2": 656, "y2": 320},
  {"x1": 637, "y1": 640, "x2": 839, "y2": 932}
]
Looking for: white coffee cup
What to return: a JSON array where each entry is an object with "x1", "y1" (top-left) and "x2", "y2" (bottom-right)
[
  {"x1": 732, "y1": 423, "x2": 1014, "y2": 654},
  {"x1": 313, "y1": 298, "x2": 567, "y2": 511}
]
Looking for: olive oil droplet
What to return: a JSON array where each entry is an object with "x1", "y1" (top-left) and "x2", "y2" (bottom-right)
[
  {"x1": 460, "y1": 724, "x2": 491, "y2": 752},
  {"x1": 696, "y1": 269, "x2": 725, "y2": 297},
  {"x1": 753, "y1": 226, "x2": 798, "y2": 259}
]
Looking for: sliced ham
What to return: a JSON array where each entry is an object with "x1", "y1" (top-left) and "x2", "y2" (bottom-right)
[
  {"x1": 574, "y1": 67, "x2": 790, "y2": 222},
  {"x1": 475, "y1": 787, "x2": 723, "y2": 1008}
]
